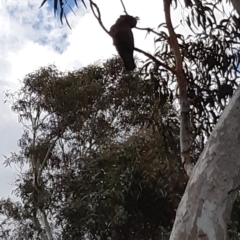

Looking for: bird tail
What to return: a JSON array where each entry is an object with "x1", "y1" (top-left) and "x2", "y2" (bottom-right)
[{"x1": 121, "y1": 54, "x2": 136, "y2": 71}]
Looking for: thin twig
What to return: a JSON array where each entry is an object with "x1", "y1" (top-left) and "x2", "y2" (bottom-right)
[
  {"x1": 120, "y1": 0, "x2": 128, "y2": 15},
  {"x1": 136, "y1": 27, "x2": 162, "y2": 37},
  {"x1": 89, "y1": 0, "x2": 110, "y2": 36}
]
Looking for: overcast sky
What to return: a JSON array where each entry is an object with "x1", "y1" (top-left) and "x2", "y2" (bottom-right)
[{"x1": 0, "y1": 0, "x2": 234, "y2": 200}]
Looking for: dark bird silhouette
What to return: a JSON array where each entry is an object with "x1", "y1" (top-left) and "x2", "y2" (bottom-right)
[{"x1": 110, "y1": 15, "x2": 137, "y2": 71}]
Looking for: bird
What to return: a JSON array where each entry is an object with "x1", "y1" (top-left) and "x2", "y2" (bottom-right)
[{"x1": 110, "y1": 15, "x2": 137, "y2": 71}]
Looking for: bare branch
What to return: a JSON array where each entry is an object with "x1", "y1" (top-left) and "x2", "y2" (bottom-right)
[
  {"x1": 89, "y1": 0, "x2": 110, "y2": 36},
  {"x1": 163, "y1": 0, "x2": 193, "y2": 176},
  {"x1": 136, "y1": 26, "x2": 162, "y2": 37},
  {"x1": 120, "y1": 0, "x2": 128, "y2": 15},
  {"x1": 134, "y1": 47, "x2": 175, "y2": 73}
]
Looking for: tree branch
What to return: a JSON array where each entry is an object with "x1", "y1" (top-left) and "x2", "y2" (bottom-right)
[
  {"x1": 89, "y1": 0, "x2": 175, "y2": 74},
  {"x1": 164, "y1": 0, "x2": 193, "y2": 176},
  {"x1": 136, "y1": 26, "x2": 162, "y2": 37},
  {"x1": 134, "y1": 47, "x2": 175, "y2": 73},
  {"x1": 89, "y1": 0, "x2": 110, "y2": 36},
  {"x1": 39, "y1": 209, "x2": 53, "y2": 240},
  {"x1": 120, "y1": 0, "x2": 128, "y2": 15},
  {"x1": 32, "y1": 210, "x2": 48, "y2": 240},
  {"x1": 37, "y1": 137, "x2": 58, "y2": 186}
]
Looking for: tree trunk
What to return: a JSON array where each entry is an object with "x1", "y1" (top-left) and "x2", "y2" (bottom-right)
[
  {"x1": 232, "y1": 0, "x2": 240, "y2": 15},
  {"x1": 170, "y1": 85, "x2": 240, "y2": 240}
]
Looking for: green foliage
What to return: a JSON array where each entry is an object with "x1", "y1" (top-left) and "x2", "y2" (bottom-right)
[
  {"x1": 62, "y1": 130, "x2": 186, "y2": 239},
  {"x1": 1, "y1": 57, "x2": 183, "y2": 239}
]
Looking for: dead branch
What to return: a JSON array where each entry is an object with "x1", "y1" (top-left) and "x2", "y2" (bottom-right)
[
  {"x1": 120, "y1": 0, "x2": 128, "y2": 15},
  {"x1": 135, "y1": 47, "x2": 175, "y2": 73},
  {"x1": 89, "y1": 0, "x2": 110, "y2": 36}
]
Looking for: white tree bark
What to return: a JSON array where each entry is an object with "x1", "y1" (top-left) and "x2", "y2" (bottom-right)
[
  {"x1": 39, "y1": 209, "x2": 53, "y2": 240},
  {"x1": 32, "y1": 213, "x2": 48, "y2": 240},
  {"x1": 170, "y1": 85, "x2": 240, "y2": 240}
]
